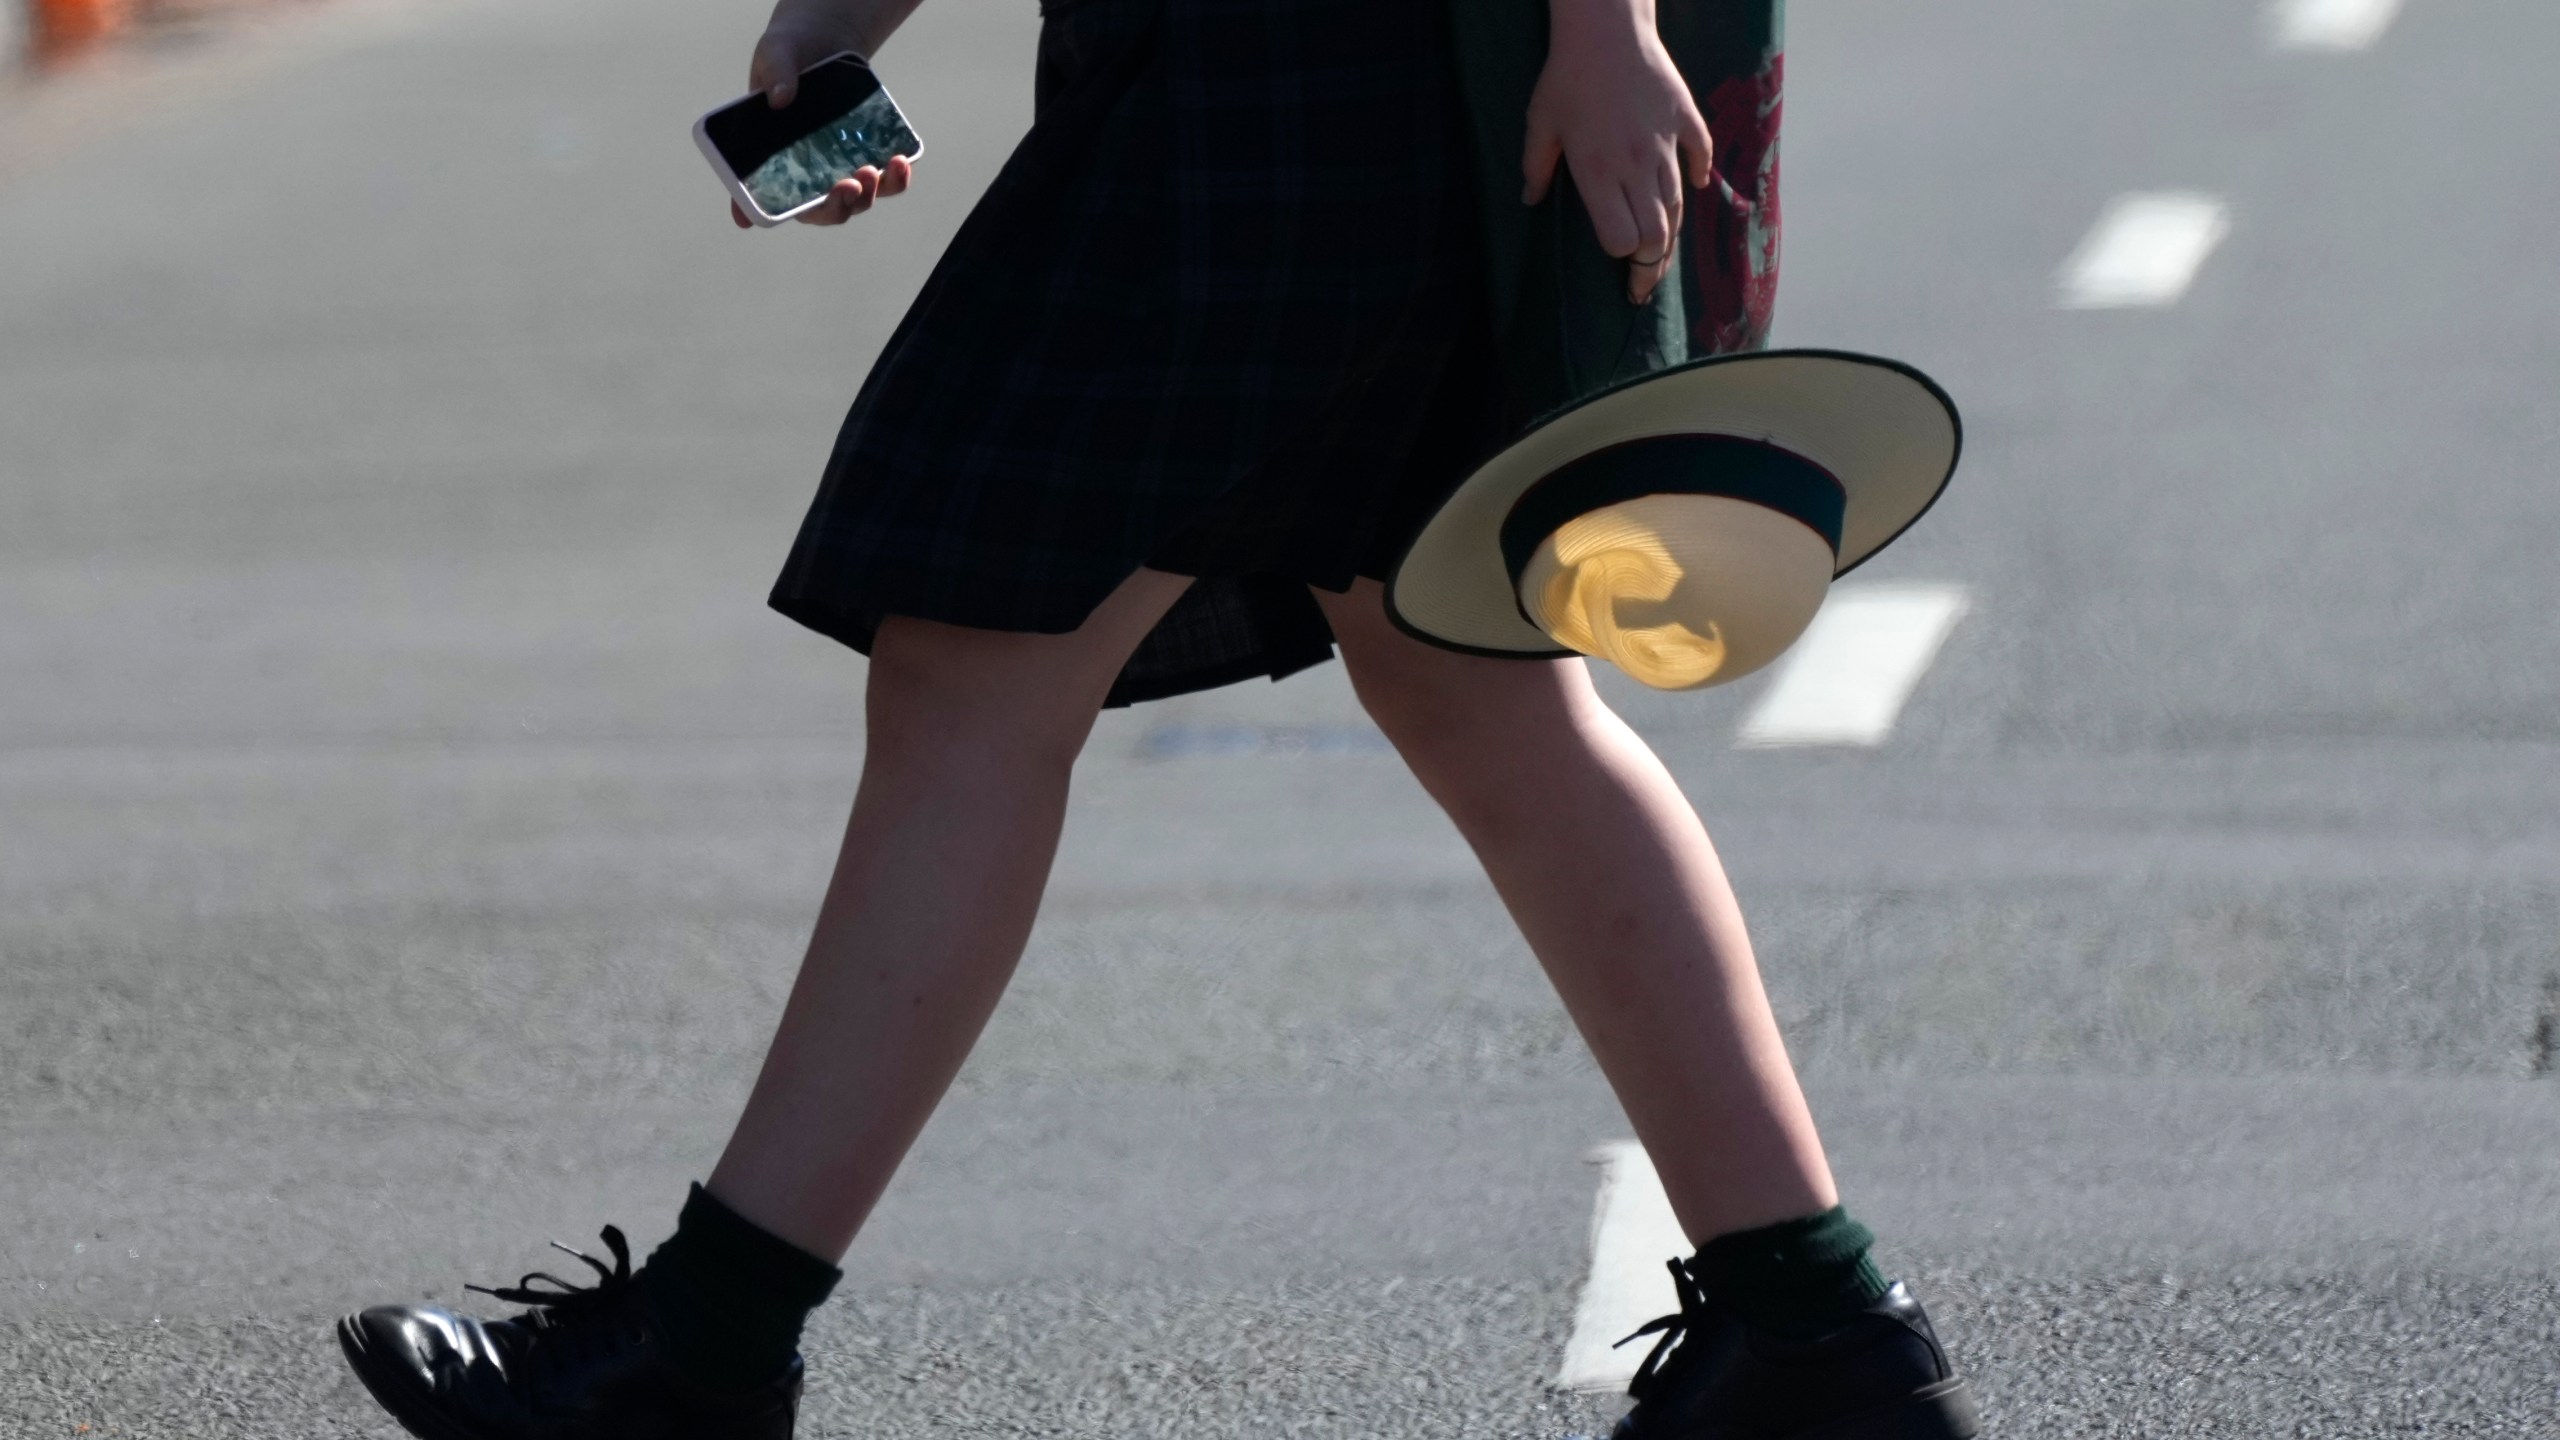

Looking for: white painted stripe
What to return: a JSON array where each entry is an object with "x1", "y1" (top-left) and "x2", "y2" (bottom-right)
[
  {"x1": 1736, "y1": 584, "x2": 1969, "y2": 749},
  {"x1": 2270, "y1": 0, "x2": 2405, "y2": 51},
  {"x1": 2055, "y1": 192, "x2": 2230, "y2": 309},
  {"x1": 1558, "y1": 1142, "x2": 1691, "y2": 1393}
]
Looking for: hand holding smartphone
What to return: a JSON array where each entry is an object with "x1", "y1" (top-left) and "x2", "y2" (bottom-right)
[{"x1": 694, "y1": 52, "x2": 924, "y2": 227}]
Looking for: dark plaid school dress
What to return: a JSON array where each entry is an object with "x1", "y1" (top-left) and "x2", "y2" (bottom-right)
[{"x1": 770, "y1": 0, "x2": 1787, "y2": 706}]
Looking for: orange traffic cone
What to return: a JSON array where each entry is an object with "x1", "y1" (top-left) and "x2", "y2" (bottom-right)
[{"x1": 33, "y1": 0, "x2": 136, "y2": 61}]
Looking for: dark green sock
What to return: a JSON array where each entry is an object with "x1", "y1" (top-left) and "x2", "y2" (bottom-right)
[
  {"x1": 1685, "y1": 1206, "x2": 1891, "y2": 1338},
  {"x1": 639, "y1": 1184, "x2": 842, "y2": 1394}
]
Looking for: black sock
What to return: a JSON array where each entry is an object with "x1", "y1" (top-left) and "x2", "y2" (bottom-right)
[
  {"x1": 1685, "y1": 1205, "x2": 1891, "y2": 1338},
  {"x1": 638, "y1": 1184, "x2": 842, "y2": 1394}
]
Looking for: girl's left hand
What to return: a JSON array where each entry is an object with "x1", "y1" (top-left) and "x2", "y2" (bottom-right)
[
  {"x1": 727, "y1": 0, "x2": 924, "y2": 229},
  {"x1": 1521, "y1": 0, "x2": 1714, "y2": 304},
  {"x1": 729, "y1": 157, "x2": 912, "y2": 229}
]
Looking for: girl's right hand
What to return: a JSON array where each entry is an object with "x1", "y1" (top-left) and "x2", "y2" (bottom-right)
[
  {"x1": 730, "y1": 0, "x2": 924, "y2": 229},
  {"x1": 1522, "y1": 0, "x2": 1712, "y2": 304}
]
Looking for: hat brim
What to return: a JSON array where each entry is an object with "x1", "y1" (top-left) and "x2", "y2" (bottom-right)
[{"x1": 1385, "y1": 349, "x2": 1962, "y2": 657}]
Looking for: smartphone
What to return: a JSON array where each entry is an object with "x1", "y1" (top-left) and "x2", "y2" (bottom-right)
[{"x1": 693, "y1": 52, "x2": 924, "y2": 227}]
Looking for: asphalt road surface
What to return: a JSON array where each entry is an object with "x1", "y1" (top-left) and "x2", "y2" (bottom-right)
[{"x1": 7, "y1": 0, "x2": 2560, "y2": 1434}]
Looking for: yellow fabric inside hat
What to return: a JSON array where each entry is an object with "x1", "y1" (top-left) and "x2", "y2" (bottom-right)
[
  {"x1": 1517, "y1": 494, "x2": 1837, "y2": 691},
  {"x1": 1530, "y1": 514, "x2": 1729, "y2": 689}
]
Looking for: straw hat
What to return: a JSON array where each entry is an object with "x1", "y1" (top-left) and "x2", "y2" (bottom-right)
[{"x1": 1386, "y1": 349, "x2": 1961, "y2": 690}]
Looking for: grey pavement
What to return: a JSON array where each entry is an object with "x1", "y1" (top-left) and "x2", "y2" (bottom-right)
[{"x1": 6, "y1": 0, "x2": 2560, "y2": 1434}]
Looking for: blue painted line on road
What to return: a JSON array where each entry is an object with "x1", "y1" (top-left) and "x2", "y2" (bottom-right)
[{"x1": 1137, "y1": 723, "x2": 1397, "y2": 761}]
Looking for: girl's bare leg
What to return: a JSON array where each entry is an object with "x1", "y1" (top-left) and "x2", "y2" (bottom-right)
[
  {"x1": 706, "y1": 569, "x2": 1193, "y2": 1260},
  {"x1": 1314, "y1": 581, "x2": 1835, "y2": 1243}
]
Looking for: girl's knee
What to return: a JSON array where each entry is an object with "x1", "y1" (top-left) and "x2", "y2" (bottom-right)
[
  {"x1": 1343, "y1": 647, "x2": 1592, "y2": 761},
  {"x1": 864, "y1": 630, "x2": 1102, "y2": 771},
  {"x1": 1319, "y1": 581, "x2": 1599, "y2": 752},
  {"x1": 1344, "y1": 660, "x2": 1471, "y2": 750}
]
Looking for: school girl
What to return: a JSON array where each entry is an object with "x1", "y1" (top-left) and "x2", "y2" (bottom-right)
[{"x1": 333, "y1": 0, "x2": 1978, "y2": 1435}]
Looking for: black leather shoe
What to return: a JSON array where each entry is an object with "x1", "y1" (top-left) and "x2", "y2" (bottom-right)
[
  {"x1": 1608, "y1": 1260, "x2": 1980, "y2": 1440},
  {"x1": 336, "y1": 1226, "x2": 801, "y2": 1440}
]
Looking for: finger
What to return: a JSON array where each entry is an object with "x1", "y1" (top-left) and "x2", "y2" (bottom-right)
[
  {"x1": 876, "y1": 154, "x2": 913, "y2": 198},
  {"x1": 1654, "y1": 150, "x2": 1686, "y2": 251},
  {"x1": 1521, "y1": 107, "x2": 1564, "y2": 205},
  {"x1": 797, "y1": 178, "x2": 855, "y2": 226},
  {"x1": 1678, "y1": 99, "x2": 1715, "y2": 189},
  {"x1": 752, "y1": 36, "x2": 800, "y2": 107},
  {"x1": 1630, "y1": 175, "x2": 1674, "y2": 263},
  {"x1": 732, "y1": 199, "x2": 753, "y2": 229},
  {"x1": 1581, "y1": 164, "x2": 1642, "y2": 258},
  {"x1": 839, "y1": 172, "x2": 876, "y2": 220},
  {"x1": 1626, "y1": 184, "x2": 1675, "y2": 303},
  {"x1": 799, "y1": 172, "x2": 873, "y2": 225}
]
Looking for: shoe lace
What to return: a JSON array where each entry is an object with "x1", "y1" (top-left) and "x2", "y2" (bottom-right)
[
  {"x1": 465, "y1": 1225, "x2": 647, "y2": 1378},
  {"x1": 1613, "y1": 1258, "x2": 1710, "y2": 1403}
]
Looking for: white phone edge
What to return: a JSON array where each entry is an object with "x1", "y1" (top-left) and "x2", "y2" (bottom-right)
[{"x1": 691, "y1": 50, "x2": 924, "y2": 228}]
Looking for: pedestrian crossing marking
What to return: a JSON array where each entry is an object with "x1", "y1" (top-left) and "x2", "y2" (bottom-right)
[
  {"x1": 2270, "y1": 0, "x2": 2405, "y2": 51},
  {"x1": 1736, "y1": 585, "x2": 1969, "y2": 749},
  {"x1": 1558, "y1": 1141, "x2": 1689, "y2": 1394},
  {"x1": 2056, "y1": 192, "x2": 2230, "y2": 309}
]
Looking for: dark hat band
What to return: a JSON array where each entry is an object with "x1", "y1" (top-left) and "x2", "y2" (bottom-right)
[{"x1": 1496, "y1": 434, "x2": 1849, "y2": 586}]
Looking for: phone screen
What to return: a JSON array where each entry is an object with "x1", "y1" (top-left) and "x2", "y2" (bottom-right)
[{"x1": 702, "y1": 56, "x2": 922, "y2": 216}]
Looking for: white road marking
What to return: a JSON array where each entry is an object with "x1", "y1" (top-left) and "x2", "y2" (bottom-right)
[
  {"x1": 2270, "y1": 0, "x2": 2406, "y2": 51},
  {"x1": 1558, "y1": 1141, "x2": 1690, "y2": 1394},
  {"x1": 2055, "y1": 192, "x2": 2231, "y2": 309},
  {"x1": 1736, "y1": 584, "x2": 1970, "y2": 749}
]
